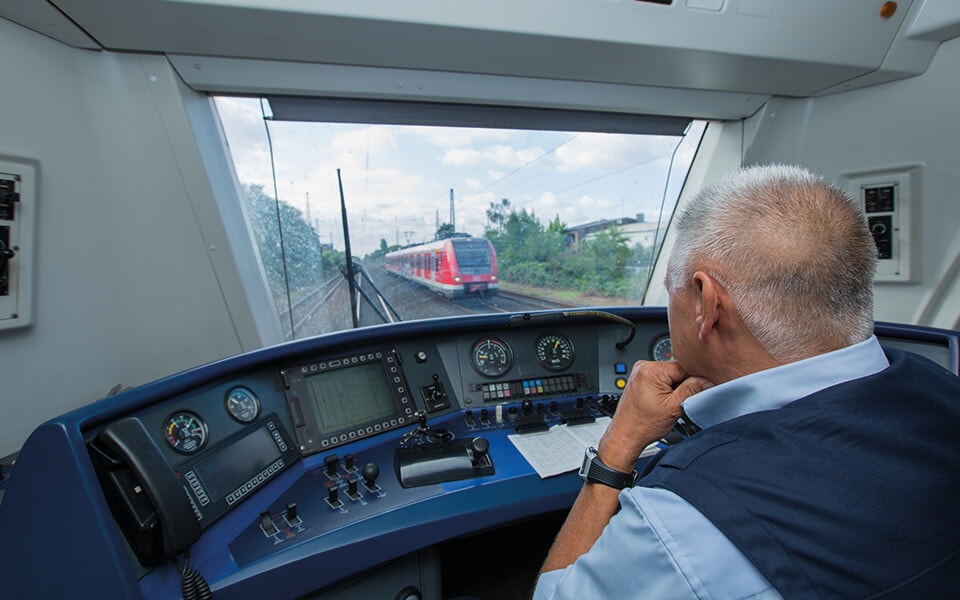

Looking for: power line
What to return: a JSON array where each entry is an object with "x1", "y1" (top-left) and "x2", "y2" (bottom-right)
[{"x1": 474, "y1": 134, "x2": 579, "y2": 196}]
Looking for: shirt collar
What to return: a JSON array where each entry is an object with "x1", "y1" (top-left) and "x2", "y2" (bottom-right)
[{"x1": 682, "y1": 336, "x2": 889, "y2": 430}]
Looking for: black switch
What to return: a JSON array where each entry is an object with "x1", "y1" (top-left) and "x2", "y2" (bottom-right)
[
  {"x1": 864, "y1": 185, "x2": 896, "y2": 213},
  {"x1": 347, "y1": 477, "x2": 360, "y2": 499},
  {"x1": 876, "y1": 186, "x2": 895, "y2": 212},
  {"x1": 324, "y1": 454, "x2": 339, "y2": 476},
  {"x1": 260, "y1": 511, "x2": 278, "y2": 536},
  {"x1": 327, "y1": 485, "x2": 341, "y2": 507}
]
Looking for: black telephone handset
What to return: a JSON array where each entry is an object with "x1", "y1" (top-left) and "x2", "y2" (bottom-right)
[{"x1": 90, "y1": 417, "x2": 201, "y2": 567}]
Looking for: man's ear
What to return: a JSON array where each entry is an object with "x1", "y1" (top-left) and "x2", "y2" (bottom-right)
[{"x1": 693, "y1": 271, "x2": 722, "y2": 341}]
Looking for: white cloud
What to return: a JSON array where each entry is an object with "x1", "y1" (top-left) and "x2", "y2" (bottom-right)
[{"x1": 214, "y1": 97, "x2": 702, "y2": 254}]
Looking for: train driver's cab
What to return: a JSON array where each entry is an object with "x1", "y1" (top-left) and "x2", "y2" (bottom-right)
[{"x1": 1, "y1": 1, "x2": 959, "y2": 598}]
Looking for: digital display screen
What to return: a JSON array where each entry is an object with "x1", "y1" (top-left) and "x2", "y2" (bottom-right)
[
  {"x1": 284, "y1": 350, "x2": 412, "y2": 455},
  {"x1": 304, "y1": 361, "x2": 399, "y2": 432},
  {"x1": 194, "y1": 426, "x2": 279, "y2": 499}
]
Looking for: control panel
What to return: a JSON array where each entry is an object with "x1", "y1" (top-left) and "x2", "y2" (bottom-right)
[
  {"x1": 844, "y1": 167, "x2": 919, "y2": 283},
  {"x1": 227, "y1": 392, "x2": 613, "y2": 568},
  {"x1": 0, "y1": 159, "x2": 35, "y2": 330},
  {"x1": 3, "y1": 308, "x2": 957, "y2": 600}
]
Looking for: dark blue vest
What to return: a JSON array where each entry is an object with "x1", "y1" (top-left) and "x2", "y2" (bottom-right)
[{"x1": 639, "y1": 349, "x2": 960, "y2": 599}]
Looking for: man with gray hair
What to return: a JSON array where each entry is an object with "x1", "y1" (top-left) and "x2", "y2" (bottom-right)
[{"x1": 533, "y1": 164, "x2": 960, "y2": 599}]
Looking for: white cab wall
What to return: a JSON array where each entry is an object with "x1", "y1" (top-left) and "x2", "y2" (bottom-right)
[
  {"x1": 743, "y1": 36, "x2": 960, "y2": 329},
  {"x1": 0, "y1": 19, "x2": 261, "y2": 457}
]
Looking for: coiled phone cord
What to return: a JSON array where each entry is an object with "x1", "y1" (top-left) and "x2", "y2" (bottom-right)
[{"x1": 177, "y1": 550, "x2": 213, "y2": 600}]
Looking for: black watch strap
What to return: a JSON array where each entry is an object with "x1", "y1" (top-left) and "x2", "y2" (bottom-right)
[{"x1": 579, "y1": 446, "x2": 638, "y2": 490}]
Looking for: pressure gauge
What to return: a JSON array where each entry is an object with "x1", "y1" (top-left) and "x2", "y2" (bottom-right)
[
  {"x1": 534, "y1": 332, "x2": 575, "y2": 372},
  {"x1": 649, "y1": 334, "x2": 674, "y2": 362},
  {"x1": 471, "y1": 337, "x2": 514, "y2": 378},
  {"x1": 225, "y1": 386, "x2": 261, "y2": 423},
  {"x1": 164, "y1": 411, "x2": 208, "y2": 454}
]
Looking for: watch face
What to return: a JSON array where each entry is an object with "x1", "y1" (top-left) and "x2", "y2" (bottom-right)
[
  {"x1": 579, "y1": 447, "x2": 595, "y2": 479},
  {"x1": 579, "y1": 446, "x2": 636, "y2": 489}
]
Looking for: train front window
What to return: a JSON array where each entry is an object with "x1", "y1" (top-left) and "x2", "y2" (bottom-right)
[
  {"x1": 453, "y1": 240, "x2": 493, "y2": 274},
  {"x1": 213, "y1": 96, "x2": 706, "y2": 340}
]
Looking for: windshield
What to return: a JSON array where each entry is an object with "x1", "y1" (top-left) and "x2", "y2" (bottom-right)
[{"x1": 214, "y1": 97, "x2": 705, "y2": 339}]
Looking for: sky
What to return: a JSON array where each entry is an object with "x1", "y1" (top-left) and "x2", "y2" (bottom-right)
[{"x1": 215, "y1": 97, "x2": 704, "y2": 255}]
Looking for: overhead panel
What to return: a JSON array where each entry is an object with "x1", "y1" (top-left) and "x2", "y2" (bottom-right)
[{"x1": 45, "y1": 0, "x2": 918, "y2": 97}]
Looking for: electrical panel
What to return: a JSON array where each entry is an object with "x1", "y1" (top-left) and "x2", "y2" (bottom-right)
[
  {"x1": 0, "y1": 159, "x2": 35, "y2": 330},
  {"x1": 843, "y1": 169, "x2": 917, "y2": 283}
]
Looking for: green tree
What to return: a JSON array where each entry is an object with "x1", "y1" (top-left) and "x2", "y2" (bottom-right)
[
  {"x1": 435, "y1": 223, "x2": 455, "y2": 240},
  {"x1": 485, "y1": 208, "x2": 570, "y2": 288},
  {"x1": 485, "y1": 198, "x2": 511, "y2": 234},
  {"x1": 574, "y1": 227, "x2": 631, "y2": 296},
  {"x1": 632, "y1": 242, "x2": 654, "y2": 268},
  {"x1": 240, "y1": 183, "x2": 341, "y2": 301},
  {"x1": 483, "y1": 204, "x2": 632, "y2": 297},
  {"x1": 365, "y1": 237, "x2": 392, "y2": 262}
]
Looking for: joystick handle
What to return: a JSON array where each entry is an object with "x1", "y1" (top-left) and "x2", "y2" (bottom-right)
[
  {"x1": 469, "y1": 437, "x2": 490, "y2": 466},
  {"x1": 362, "y1": 462, "x2": 380, "y2": 486}
]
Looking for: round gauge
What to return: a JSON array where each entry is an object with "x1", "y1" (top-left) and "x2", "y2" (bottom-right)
[
  {"x1": 535, "y1": 332, "x2": 575, "y2": 372},
  {"x1": 164, "y1": 411, "x2": 208, "y2": 454},
  {"x1": 471, "y1": 337, "x2": 514, "y2": 378},
  {"x1": 649, "y1": 334, "x2": 675, "y2": 362},
  {"x1": 225, "y1": 386, "x2": 261, "y2": 423}
]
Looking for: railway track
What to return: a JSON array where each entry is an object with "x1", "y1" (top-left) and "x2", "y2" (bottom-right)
[
  {"x1": 276, "y1": 265, "x2": 581, "y2": 337},
  {"x1": 277, "y1": 273, "x2": 344, "y2": 335}
]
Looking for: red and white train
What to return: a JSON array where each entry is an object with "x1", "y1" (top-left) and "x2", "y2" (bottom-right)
[{"x1": 384, "y1": 237, "x2": 499, "y2": 298}]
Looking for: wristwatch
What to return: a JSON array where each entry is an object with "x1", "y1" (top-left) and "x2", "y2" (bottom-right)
[{"x1": 579, "y1": 446, "x2": 638, "y2": 490}]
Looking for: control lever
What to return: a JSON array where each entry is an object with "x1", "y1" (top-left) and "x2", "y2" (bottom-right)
[
  {"x1": 400, "y1": 410, "x2": 452, "y2": 445},
  {"x1": 395, "y1": 437, "x2": 495, "y2": 487},
  {"x1": 468, "y1": 437, "x2": 490, "y2": 467},
  {"x1": 362, "y1": 463, "x2": 380, "y2": 491},
  {"x1": 420, "y1": 374, "x2": 451, "y2": 412}
]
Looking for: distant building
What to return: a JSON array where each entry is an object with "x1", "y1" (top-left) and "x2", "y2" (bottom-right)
[{"x1": 566, "y1": 214, "x2": 666, "y2": 249}]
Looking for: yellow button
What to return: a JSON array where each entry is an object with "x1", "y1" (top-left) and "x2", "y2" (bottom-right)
[{"x1": 615, "y1": 378, "x2": 627, "y2": 389}]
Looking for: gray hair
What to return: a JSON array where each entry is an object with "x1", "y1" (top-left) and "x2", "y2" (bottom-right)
[{"x1": 666, "y1": 164, "x2": 876, "y2": 362}]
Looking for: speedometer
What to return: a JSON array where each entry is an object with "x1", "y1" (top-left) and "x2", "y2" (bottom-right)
[
  {"x1": 650, "y1": 334, "x2": 674, "y2": 362},
  {"x1": 471, "y1": 337, "x2": 513, "y2": 378},
  {"x1": 225, "y1": 386, "x2": 260, "y2": 423},
  {"x1": 164, "y1": 411, "x2": 208, "y2": 454},
  {"x1": 534, "y1": 332, "x2": 575, "y2": 372}
]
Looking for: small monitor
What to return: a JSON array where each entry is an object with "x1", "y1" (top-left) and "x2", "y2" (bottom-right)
[{"x1": 283, "y1": 349, "x2": 416, "y2": 455}]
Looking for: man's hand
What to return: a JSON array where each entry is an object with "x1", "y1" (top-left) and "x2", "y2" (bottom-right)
[
  {"x1": 537, "y1": 361, "x2": 713, "y2": 578},
  {"x1": 598, "y1": 360, "x2": 712, "y2": 472}
]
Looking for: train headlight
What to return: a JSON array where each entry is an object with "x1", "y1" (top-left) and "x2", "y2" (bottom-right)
[
  {"x1": 453, "y1": 276, "x2": 461, "y2": 282},
  {"x1": 491, "y1": 275, "x2": 498, "y2": 282}
]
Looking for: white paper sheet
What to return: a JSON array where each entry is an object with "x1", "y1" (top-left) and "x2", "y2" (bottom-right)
[{"x1": 507, "y1": 416, "x2": 661, "y2": 479}]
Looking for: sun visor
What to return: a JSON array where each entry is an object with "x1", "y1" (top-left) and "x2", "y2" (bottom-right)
[{"x1": 266, "y1": 96, "x2": 692, "y2": 136}]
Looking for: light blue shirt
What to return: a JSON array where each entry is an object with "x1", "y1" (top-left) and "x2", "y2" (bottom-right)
[{"x1": 533, "y1": 337, "x2": 889, "y2": 600}]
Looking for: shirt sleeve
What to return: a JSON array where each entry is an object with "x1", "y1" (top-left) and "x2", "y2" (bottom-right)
[{"x1": 532, "y1": 487, "x2": 782, "y2": 600}]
